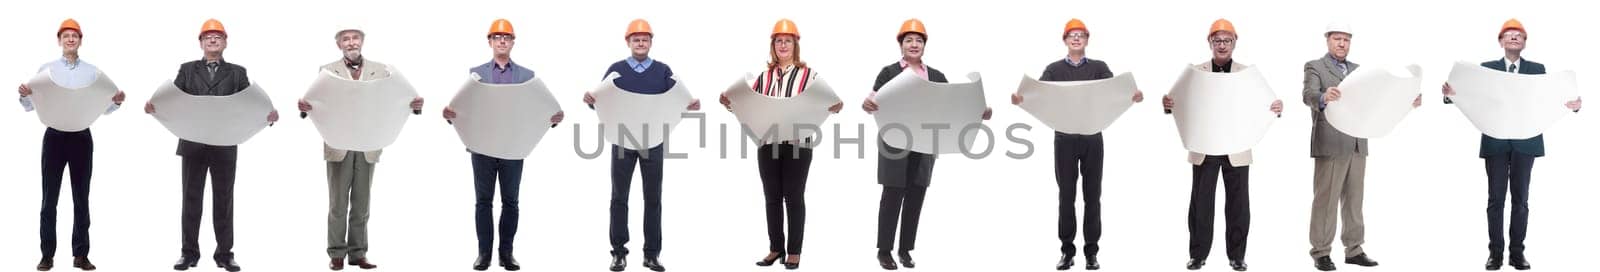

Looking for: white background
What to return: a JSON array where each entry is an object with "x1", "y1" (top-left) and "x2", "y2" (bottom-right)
[{"x1": 2, "y1": 0, "x2": 1596, "y2": 271}]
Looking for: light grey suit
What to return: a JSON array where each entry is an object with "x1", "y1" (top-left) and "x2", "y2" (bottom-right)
[
  {"x1": 320, "y1": 59, "x2": 392, "y2": 259},
  {"x1": 1301, "y1": 54, "x2": 1368, "y2": 258}
]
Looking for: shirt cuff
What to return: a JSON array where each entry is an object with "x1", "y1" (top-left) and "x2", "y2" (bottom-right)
[{"x1": 19, "y1": 96, "x2": 34, "y2": 112}]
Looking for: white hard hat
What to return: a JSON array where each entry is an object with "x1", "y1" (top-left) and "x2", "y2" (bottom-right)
[{"x1": 1325, "y1": 21, "x2": 1353, "y2": 37}]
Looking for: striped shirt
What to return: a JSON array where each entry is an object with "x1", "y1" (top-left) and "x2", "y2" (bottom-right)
[{"x1": 751, "y1": 64, "x2": 813, "y2": 97}]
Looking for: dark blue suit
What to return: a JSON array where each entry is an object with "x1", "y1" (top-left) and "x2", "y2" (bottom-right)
[{"x1": 1476, "y1": 58, "x2": 1544, "y2": 258}]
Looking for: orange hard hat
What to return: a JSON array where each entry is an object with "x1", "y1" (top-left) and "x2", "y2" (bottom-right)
[
  {"x1": 898, "y1": 18, "x2": 927, "y2": 41},
  {"x1": 1500, "y1": 18, "x2": 1525, "y2": 38},
  {"x1": 199, "y1": 18, "x2": 226, "y2": 38},
  {"x1": 488, "y1": 18, "x2": 515, "y2": 37},
  {"x1": 1209, "y1": 18, "x2": 1235, "y2": 37},
  {"x1": 626, "y1": 19, "x2": 653, "y2": 39},
  {"x1": 773, "y1": 19, "x2": 799, "y2": 39},
  {"x1": 58, "y1": 18, "x2": 81, "y2": 37},
  {"x1": 1063, "y1": 18, "x2": 1088, "y2": 37}
]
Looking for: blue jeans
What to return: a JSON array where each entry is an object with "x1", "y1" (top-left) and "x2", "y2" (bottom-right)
[{"x1": 472, "y1": 153, "x2": 523, "y2": 255}]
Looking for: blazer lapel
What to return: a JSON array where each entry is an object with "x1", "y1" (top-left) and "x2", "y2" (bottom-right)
[{"x1": 1322, "y1": 56, "x2": 1347, "y2": 81}]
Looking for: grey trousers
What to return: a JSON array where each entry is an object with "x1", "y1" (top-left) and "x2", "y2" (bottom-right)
[
  {"x1": 327, "y1": 152, "x2": 375, "y2": 259},
  {"x1": 1309, "y1": 155, "x2": 1367, "y2": 258}
]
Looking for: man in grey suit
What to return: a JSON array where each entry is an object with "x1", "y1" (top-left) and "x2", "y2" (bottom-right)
[
  {"x1": 296, "y1": 25, "x2": 425, "y2": 271},
  {"x1": 1300, "y1": 21, "x2": 1420, "y2": 271}
]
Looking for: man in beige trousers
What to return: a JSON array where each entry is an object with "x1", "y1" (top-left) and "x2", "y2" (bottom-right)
[
  {"x1": 297, "y1": 24, "x2": 425, "y2": 271},
  {"x1": 1301, "y1": 21, "x2": 1419, "y2": 271}
]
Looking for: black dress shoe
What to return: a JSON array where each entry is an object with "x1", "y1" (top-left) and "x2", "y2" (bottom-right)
[
  {"x1": 1485, "y1": 256, "x2": 1503, "y2": 271},
  {"x1": 783, "y1": 255, "x2": 800, "y2": 270},
  {"x1": 1056, "y1": 255, "x2": 1073, "y2": 270},
  {"x1": 499, "y1": 253, "x2": 521, "y2": 271},
  {"x1": 609, "y1": 254, "x2": 626, "y2": 272},
  {"x1": 757, "y1": 252, "x2": 782, "y2": 267},
  {"x1": 1229, "y1": 260, "x2": 1247, "y2": 271},
  {"x1": 1314, "y1": 256, "x2": 1336, "y2": 271},
  {"x1": 172, "y1": 257, "x2": 199, "y2": 271},
  {"x1": 1185, "y1": 258, "x2": 1204, "y2": 270},
  {"x1": 1508, "y1": 255, "x2": 1530, "y2": 270},
  {"x1": 897, "y1": 251, "x2": 916, "y2": 268},
  {"x1": 1084, "y1": 256, "x2": 1099, "y2": 270},
  {"x1": 36, "y1": 257, "x2": 52, "y2": 271},
  {"x1": 215, "y1": 258, "x2": 242, "y2": 272},
  {"x1": 1344, "y1": 253, "x2": 1379, "y2": 267},
  {"x1": 878, "y1": 253, "x2": 898, "y2": 270},
  {"x1": 642, "y1": 257, "x2": 666, "y2": 272},
  {"x1": 472, "y1": 254, "x2": 491, "y2": 271}
]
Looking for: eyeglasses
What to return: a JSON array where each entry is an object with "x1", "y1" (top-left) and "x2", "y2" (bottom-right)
[
  {"x1": 201, "y1": 35, "x2": 226, "y2": 41},
  {"x1": 489, "y1": 34, "x2": 515, "y2": 41},
  {"x1": 1065, "y1": 33, "x2": 1088, "y2": 39},
  {"x1": 1210, "y1": 38, "x2": 1235, "y2": 45},
  {"x1": 772, "y1": 39, "x2": 795, "y2": 45},
  {"x1": 1500, "y1": 33, "x2": 1525, "y2": 40}
]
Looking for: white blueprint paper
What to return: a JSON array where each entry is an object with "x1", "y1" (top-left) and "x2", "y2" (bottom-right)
[
  {"x1": 1445, "y1": 61, "x2": 1579, "y2": 140},
  {"x1": 25, "y1": 70, "x2": 117, "y2": 132},
  {"x1": 593, "y1": 72, "x2": 694, "y2": 150},
  {"x1": 1325, "y1": 64, "x2": 1423, "y2": 138},
  {"x1": 722, "y1": 73, "x2": 841, "y2": 143},
  {"x1": 873, "y1": 71, "x2": 987, "y2": 154},
  {"x1": 448, "y1": 76, "x2": 563, "y2": 160},
  {"x1": 303, "y1": 68, "x2": 419, "y2": 151},
  {"x1": 1167, "y1": 65, "x2": 1277, "y2": 155},
  {"x1": 1016, "y1": 72, "x2": 1137, "y2": 134},
  {"x1": 149, "y1": 81, "x2": 275, "y2": 146}
]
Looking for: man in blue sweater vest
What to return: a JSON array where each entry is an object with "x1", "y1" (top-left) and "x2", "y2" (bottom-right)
[{"x1": 584, "y1": 18, "x2": 700, "y2": 272}]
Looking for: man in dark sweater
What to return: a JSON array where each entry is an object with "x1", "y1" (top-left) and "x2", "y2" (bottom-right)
[
  {"x1": 1010, "y1": 18, "x2": 1142, "y2": 271},
  {"x1": 583, "y1": 18, "x2": 699, "y2": 272},
  {"x1": 145, "y1": 19, "x2": 276, "y2": 272}
]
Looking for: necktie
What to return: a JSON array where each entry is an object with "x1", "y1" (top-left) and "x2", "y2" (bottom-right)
[{"x1": 1509, "y1": 63, "x2": 1518, "y2": 73}]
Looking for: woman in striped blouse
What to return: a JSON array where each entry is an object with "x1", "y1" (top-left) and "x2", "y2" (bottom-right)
[{"x1": 720, "y1": 18, "x2": 843, "y2": 270}]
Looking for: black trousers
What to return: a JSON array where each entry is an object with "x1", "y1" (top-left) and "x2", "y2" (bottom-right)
[
  {"x1": 757, "y1": 144, "x2": 812, "y2": 255},
  {"x1": 610, "y1": 145, "x2": 664, "y2": 258},
  {"x1": 1485, "y1": 152, "x2": 1535, "y2": 257},
  {"x1": 40, "y1": 128, "x2": 93, "y2": 257},
  {"x1": 1055, "y1": 133, "x2": 1104, "y2": 257},
  {"x1": 1187, "y1": 156, "x2": 1249, "y2": 261},
  {"x1": 877, "y1": 151, "x2": 935, "y2": 254},
  {"x1": 180, "y1": 146, "x2": 238, "y2": 261}
]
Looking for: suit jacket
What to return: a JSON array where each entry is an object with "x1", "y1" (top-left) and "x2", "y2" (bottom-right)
[
  {"x1": 318, "y1": 59, "x2": 392, "y2": 163},
  {"x1": 1478, "y1": 58, "x2": 1546, "y2": 158},
  {"x1": 873, "y1": 62, "x2": 947, "y2": 188},
  {"x1": 1300, "y1": 54, "x2": 1368, "y2": 158},
  {"x1": 173, "y1": 59, "x2": 250, "y2": 156},
  {"x1": 1185, "y1": 62, "x2": 1253, "y2": 167}
]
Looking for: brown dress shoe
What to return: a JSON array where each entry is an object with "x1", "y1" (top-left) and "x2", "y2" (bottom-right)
[
  {"x1": 72, "y1": 257, "x2": 96, "y2": 271},
  {"x1": 330, "y1": 258, "x2": 345, "y2": 271},
  {"x1": 349, "y1": 258, "x2": 378, "y2": 270}
]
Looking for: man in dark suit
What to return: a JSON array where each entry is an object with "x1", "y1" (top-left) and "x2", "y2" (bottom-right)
[
  {"x1": 860, "y1": 18, "x2": 990, "y2": 271},
  {"x1": 1441, "y1": 19, "x2": 1581, "y2": 271},
  {"x1": 144, "y1": 19, "x2": 278, "y2": 272}
]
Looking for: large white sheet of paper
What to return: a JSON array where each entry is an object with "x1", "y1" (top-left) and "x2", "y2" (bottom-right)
[
  {"x1": 1167, "y1": 65, "x2": 1277, "y2": 155},
  {"x1": 448, "y1": 76, "x2": 563, "y2": 160},
  {"x1": 25, "y1": 70, "x2": 117, "y2": 132},
  {"x1": 1016, "y1": 72, "x2": 1137, "y2": 134},
  {"x1": 1445, "y1": 61, "x2": 1579, "y2": 139},
  {"x1": 148, "y1": 81, "x2": 274, "y2": 146},
  {"x1": 303, "y1": 68, "x2": 419, "y2": 151},
  {"x1": 593, "y1": 72, "x2": 694, "y2": 150},
  {"x1": 722, "y1": 73, "x2": 841, "y2": 143},
  {"x1": 1326, "y1": 64, "x2": 1423, "y2": 138},
  {"x1": 873, "y1": 71, "x2": 986, "y2": 154}
]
